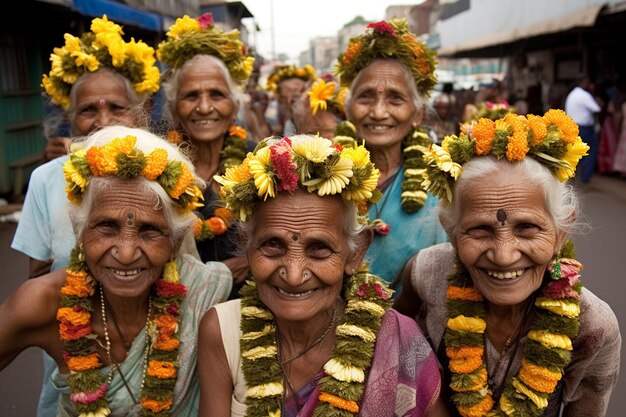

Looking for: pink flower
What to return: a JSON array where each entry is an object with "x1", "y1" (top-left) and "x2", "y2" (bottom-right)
[
  {"x1": 270, "y1": 138, "x2": 298, "y2": 192},
  {"x1": 375, "y1": 223, "x2": 390, "y2": 235},
  {"x1": 197, "y1": 13, "x2": 214, "y2": 30},
  {"x1": 560, "y1": 258, "x2": 583, "y2": 278},
  {"x1": 543, "y1": 278, "x2": 580, "y2": 299},
  {"x1": 70, "y1": 383, "x2": 108, "y2": 404},
  {"x1": 356, "y1": 282, "x2": 391, "y2": 299},
  {"x1": 166, "y1": 302, "x2": 180, "y2": 317},
  {"x1": 367, "y1": 21, "x2": 397, "y2": 37}
]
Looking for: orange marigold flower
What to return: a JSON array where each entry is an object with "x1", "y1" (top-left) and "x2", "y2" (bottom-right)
[
  {"x1": 207, "y1": 217, "x2": 228, "y2": 235},
  {"x1": 527, "y1": 114, "x2": 548, "y2": 145},
  {"x1": 155, "y1": 337, "x2": 181, "y2": 351},
  {"x1": 472, "y1": 118, "x2": 496, "y2": 155},
  {"x1": 447, "y1": 286, "x2": 483, "y2": 301},
  {"x1": 57, "y1": 307, "x2": 90, "y2": 326},
  {"x1": 457, "y1": 394, "x2": 494, "y2": 417},
  {"x1": 228, "y1": 125, "x2": 247, "y2": 139},
  {"x1": 141, "y1": 398, "x2": 173, "y2": 413},
  {"x1": 86, "y1": 147, "x2": 116, "y2": 176},
  {"x1": 169, "y1": 164, "x2": 192, "y2": 199},
  {"x1": 143, "y1": 148, "x2": 168, "y2": 180},
  {"x1": 446, "y1": 346, "x2": 484, "y2": 360},
  {"x1": 147, "y1": 360, "x2": 177, "y2": 379},
  {"x1": 543, "y1": 109, "x2": 579, "y2": 143},
  {"x1": 61, "y1": 272, "x2": 94, "y2": 298},
  {"x1": 343, "y1": 40, "x2": 362, "y2": 65},
  {"x1": 155, "y1": 315, "x2": 178, "y2": 337},
  {"x1": 59, "y1": 322, "x2": 91, "y2": 341},
  {"x1": 449, "y1": 355, "x2": 483, "y2": 374},
  {"x1": 506, "y1": 129, "x2": 529, "y2": 161},
  {"x1": 319, "y1": 392, "x2": 359, "y2": 413},
  {"x1": 166, "y1": 130, "x2": 184, "y2": 145},
  {"x1": 214, "y1": 207, "x2": 233, "y2": 222},
  {"x1": 519, "y1": 357, "x2": 562, "y2": 394},
  {"x1": 66, "y1": 353, "x2": 101, "y2": 371},
  {"x1": 192, "y1": 217, "x2": 203, "y2": 237}
]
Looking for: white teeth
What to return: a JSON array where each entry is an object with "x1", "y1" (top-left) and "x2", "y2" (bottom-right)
[
  {"x1": 195, "y1": 120, "x2": 217, "y2": 125},
  {"x1": 369, "y1": 125, "x2": 390, "y2": 130},
  {"x1": 486, "y1": 269, "x2": 525, "y2": 279},
  {"x1": 277, "y1": 287, "x2": 314, "y2": 298},
  {"x1": 112, "y1": 269, "x2": 140, "y2": 277}
]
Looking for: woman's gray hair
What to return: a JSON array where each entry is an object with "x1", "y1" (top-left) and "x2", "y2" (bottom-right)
[
  {"x1": 439, "y1": 156, "x2": 583, "y2": 240},
  {"x1": 344, "y1": 58, "x2": 427, "y2": 119},
  {"x1": 161, "y1": 54, "x2": 242, "y2": 126},
  {"x1": 68, "y1": 125, "x2": 205, "y2": 249}
]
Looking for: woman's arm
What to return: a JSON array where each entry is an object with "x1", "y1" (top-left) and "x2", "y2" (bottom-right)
[
  {"x1": 393, "y1": 253, "x2": 423, "y2": 319},
  {"x1": 198, "y1": 307, "x2": 234, "y2": 417}
]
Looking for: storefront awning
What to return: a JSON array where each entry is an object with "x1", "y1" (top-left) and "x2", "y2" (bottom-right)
[
  {"x1": 438, "y1": 4, "x2": 604, "y2": 56},
  {"x1": 72, "y1": 0, "x2": 162, "y2": 32}
]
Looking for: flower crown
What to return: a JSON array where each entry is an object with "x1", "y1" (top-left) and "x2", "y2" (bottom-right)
[
  {"x1": 334, "y1": 18, "x2": 437, "y2": 97},
  {"x1": 157, "y1": 13, "x2": 254, "y2": 82},
  {"x1": 307, "y1": 79, "x2": 348, "y2": 117},
  {"x1": 422, "y1": 110, "x2": 590, "y2": 204},
  {"x1": 265, "y1": 64, "x2": 317, "y2": 93},
  {"x1": 41, "y1": 15, "x2": 160, "y2": 110},
  {"x1": 469, "y1": 99, "x2": 515, "y2": 122},
  {"x1": 214, "y1": 135, "x2": 382, "y2": 221},
  {"x1": 63, "y1": 135, "x2": 204, "y2": 211}
]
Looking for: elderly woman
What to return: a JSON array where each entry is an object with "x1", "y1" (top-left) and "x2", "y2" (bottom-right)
[
  {"x1": 198, "y1": 134, "x2": 448, "y2": 417},
  {"x1": 394, "y1": 111, "x2": 621, "y2": 416},
  {"x1": 0, "y1": 125, "x2": 231, "y2": 416},
  {"x1": 334, "y1": 18, "x2": 447, "y2": 290},
  {"x1": 292, "y1": 78, "x2": 347, "y2": 139},
  {"x1": 157, "y1": 13, "x2": 256, "y2": 291}
]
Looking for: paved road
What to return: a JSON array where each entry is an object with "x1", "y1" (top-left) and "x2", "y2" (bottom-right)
[{"x1": 0, "y1": 174, "x2": 624, "y2": 416}]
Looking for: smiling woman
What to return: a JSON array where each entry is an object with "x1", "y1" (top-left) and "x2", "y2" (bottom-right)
[{"x1": 0, "y1": 125, "x2": 232, "y2": 416}]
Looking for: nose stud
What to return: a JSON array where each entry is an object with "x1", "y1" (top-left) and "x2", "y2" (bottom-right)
[
  {"x1": 278, "y1": 266, "x2": 287, "y2": 279},
  {"x1": 196, "y1": 107, "x2": 201, "y2": 112}
]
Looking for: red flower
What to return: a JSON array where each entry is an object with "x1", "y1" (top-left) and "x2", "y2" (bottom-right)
[
  {"x1": 356, "y1": 282, "x2": 390, "y2": 299},
  {"x1": 166, "y1": 302, "x2": 181, "y2": 317},
  {"x1": 156, "y1": 280, "x2": 187, "y2": 298},
  {"x1": 331, "y1": 143, "x2": 343, "y2": 152},
  {"x1": 270, "y1": 138, "x2": 298, "y2": 192},
  {"x1": 367, "y1": 21, "x2": 397, "y2": 37},
  {"x1": 543, "y1": 278, "x2": 580, "y2": 299},
  {"x1": 197, "y1": 13, "x2": 214, "y2": 30}
]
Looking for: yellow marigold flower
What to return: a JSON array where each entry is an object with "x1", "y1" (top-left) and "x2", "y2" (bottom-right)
[
  {"x1": 512, "y1": 378, "x2": 548, "y2": 409},
  {"x1": 336, "y1": 87, "x2": 348, "y2": 112},
  {"x1": 449, "y1": 355, "x2": 483, "y2": 374},
  {"x1": 343, "y1": 39, "x2": 363, "y2": 64},
  {"x1": 308, "y1": 79, "x2": 336, "y2": 115},
  {"x1": 136, "y1": 65, "x2": 161, "y2": 94},
  {"x1": 446, "y1": 346, "x2": 484, "y2": 360},
  {"x1": 527, "y1": 114, "x2": 548, "y2": 145},
  {"x1": 291, "y1": 135, "x2": 334, "y2": 164},
  {"x1": 63, "y1": 160, "x2": 89, "y2": 192},
  {"x1": 246, "y1": 382, "x2": 283, "y2": 398},
  {"x1": 125, "y1": 38, "x2": 156, "y2": 66},
  {"x1": 215, "y1": 158, "x2": 252, "y2": 192},
  {"x1": 141, "y1": 398, "x2": 173, "y2": 413},
  {"x1": 447, "y1": 315, "x2": 486, "y2": 333},
  {"x1": 543, "y1": 109, "x2": 578, "y2": 143},
  {"x1": 169, "y1": 163, "x2": 193, "y2": 199},
  {"x1": 241, "y1": 306, "x2": 274, "y2": 320},
  {"x1": 319, "y1": 392, "x2": 360, "y2": 413},
  {"x1": 142, "y1": 148, "x2": 168, "y2": 180},
  {"x1": 147, "y1": 360, "x2": 177, "y2": 379},
  {"x1": 228, "y1": 125, "x2": 247, "y2": 139},
  {"x1": 97, "y1": 33, "x2": 126, "y2": 67},
  {"x1": 341, "y1": 143, "x2": 370, "y2": 167},
  {"x1": 163, "y1": 260, "x2": 180, "y2": 283},
  {"x1": 457, "y1": 394, "x2": 494, "y2": 417},
  {"x1": 447, "y1": 286, "x2": 483, "y2": 301},
  {"x1": 269, "y1": 410, "x2": 281, "y2": 417},
  {"x1": 166, "y1": 15, "x2": 201, "y2": 38},
  {"x1": 91, "y1": 15, "x2": 123, "y2": 36},
  {"x1": 535, "y1": 297, "x2": 580, "y2": 318},
  {"x1": 429, "y1": 144, "x2": 462, "y2": 180},
  {"x1": 498, "y1": 394, "x2": 515, "y2": 414},
  {"x1": 67, "y1": 353, "x2": 101, "y2": 372},
  {"x1": 247, "y1": 147, "x2": 275, "y2": 200},
  {"x1": 335, "y1": 323, "x2": 376, "y2": 342},
  {"x1": 555, "y1": 136, "x2": 590, "y2": 181},
  {"x1": 304, "y1": 156, "x2": 353, "y2": 196},
  {"x1": 78, "y1": 406, "x2": 111, "y2": 417},
  {"x1": 347, "y1": 300, "x2": 386, "y2": 317},
  {"x1": 57, "y1": 307, "x2": 90, "y2": 326},
  {"x1": 241, "y1": 324, "x2": 275, "y2": 340},
  {"x1": 242, "y1": 345, "x2": 278, "y2": 360},
  {"x1": 324, "y1": 358, "x2": 365, "y2": 383},
  {"x1": 472, "y1": 118, "x2": 496, "y2": 155},
  {"x1": 528, "y1": 330, "x2": 572, "y2": 350}
]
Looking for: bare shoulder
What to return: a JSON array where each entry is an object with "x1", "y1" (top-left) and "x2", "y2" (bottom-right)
[{"x1": 199, "y1": 306, "x2": 223, "y2": 345}]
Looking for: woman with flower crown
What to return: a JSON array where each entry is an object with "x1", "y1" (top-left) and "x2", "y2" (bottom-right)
[
  {"x1": 333, "y1": 18, "x2": 448, "y2": 293},
  {"x1": 10, "y1": 15, "x2": 162, "y2": 416},
  {"x1": 0, "y1": 125, "x2": 232, "y2": 417},
  {"x1": 197, "y1": 134, "x2": 449, "y2": 417},
  {"x1": 157, "y1": 13, "x2": 256, "y2": 296},
  {"x1": 393, "y1": 111, "x2": 621, "y2": 416},
  {"x1": 291, "y1": 77, "x2": 347, "y2": 139}
]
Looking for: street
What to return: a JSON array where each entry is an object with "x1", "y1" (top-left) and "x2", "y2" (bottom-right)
[{"x1": 0, "y1": 174, "x2": 625, "y2": 416}]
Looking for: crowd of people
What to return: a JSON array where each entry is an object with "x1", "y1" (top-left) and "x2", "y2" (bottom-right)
[{"x1": 0, "y1": 12, "x2": 621, "y2": 417}]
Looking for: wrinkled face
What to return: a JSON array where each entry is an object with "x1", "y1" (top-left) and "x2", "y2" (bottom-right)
[
  {"x1": 175, "y1": 60, "x2": 237, "y2": 144},
  {"x1": 454, "y1": 175, "x2": 565, "y2": 307},
  {"x1": 278, "y1": 78, "x2": 306, "y2": 117},
  {"x1": 347, "y1": 60, "x2": 421, "y2": 150},
  {"x1": 72, "y1": 71, "x2": 138, "y2": 136},
  {"x1": 248, "y1": 190, "x2": 361, "y2": 323},
  {"x1": 82, "y1": 178, "x2": 175, "y2": 299}
]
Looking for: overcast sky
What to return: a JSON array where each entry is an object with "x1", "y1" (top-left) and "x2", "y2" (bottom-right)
[{"x1": 241, "y1": 0, "x2": 423, "y2": 61}]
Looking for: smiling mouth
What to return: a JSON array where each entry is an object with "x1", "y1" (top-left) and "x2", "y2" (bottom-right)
[
  {"x1": 276, "y1": 287, "x2": 315, "y2": 298},
  {"x1": 193, "y1": 119, "x2": 220, "y2": 126},
  {"x1": 110, "y1": 268, "x2": 142, "y2": 277},
  {"x1": 486, "y1": 269, "x2": 525, "y2": 279},
  {"x1": 366, "y1": 125, "x2": 392, "y2": 131}
]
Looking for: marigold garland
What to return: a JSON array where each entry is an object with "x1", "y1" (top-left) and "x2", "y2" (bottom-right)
[
  {"x1": 444, "y1": 242, "x2": 582, "y2": 417},
  {"x1": 422, "y1": 111, "x2": 590, "y2": 205},
  {"x1": 42, "y1": 15, "x2": 160, "y2": 109},
  {"x1": 265, "y1": 64, "x2": 317, "y2": 93},
  {"x1": 239, "y1": 267, "x2": 393, "y2": 417},
  {"x1": 57, "y1": 247, "x2": 187, "y2": 416}
]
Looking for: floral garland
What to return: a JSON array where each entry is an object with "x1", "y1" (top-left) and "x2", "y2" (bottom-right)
[
  {"x1": 444, "y1": 241, "x2": 582, "y2": 417},
  {"x1": 333, "y1": 120, "x2": 432, "y2": 222},
  {"x1": 334, "y1": 18, "x2": 437, "y2": 97},
  {"x1": 42, "y1": 15, "x2": 160, "y2": 109},
  {"x1": 57, "y1": 247, "x2": 187, "y2": 416},
  {"x1": 265, "y1": 64, "x2": 317, "y2": 93},
  {"x1": 192, "y1": 207, "x2": 233, "y2": 241},
  {"x1": 422, "y1": 110, "x2": 590, "y2": 205},
  {"x1": 214, "y1": 134, "x2": 381, "y2": 222},
  {"x1": 157, "y1": 13, "x2": 254, "y2": 83},
  {"x1": 63, "y1": 134, "x2": 203, "y2": 211},
  {"x1": 467, "y1": 100, "x2": 515, "y2": 123},
  {"x1": 239, "y1": 266, "x2": 394, "y2": 417},
  {"x1": 306, "y1": 79, "x2": 348, "y2": 117}
]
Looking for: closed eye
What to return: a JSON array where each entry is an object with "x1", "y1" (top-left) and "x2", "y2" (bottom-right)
[
  {"x1": 308, "y1": 241, "x2": 333, "y2": 259},
  {"x1": 259, "y1": 238, "x2": 285, "y2": 257}
]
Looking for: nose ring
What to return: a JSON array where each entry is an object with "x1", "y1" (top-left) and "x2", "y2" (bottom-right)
[
  {"x1": 278, "y1": 266, "x2": 287, "y2": 279},
  {"x1": 302, "y1": 270, "x2": 311, "y2": 282}
]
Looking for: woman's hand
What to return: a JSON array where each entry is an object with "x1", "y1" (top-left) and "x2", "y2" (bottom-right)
[{"x1": 221, "y1": 256, "x2": 250, "y2": 285}]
